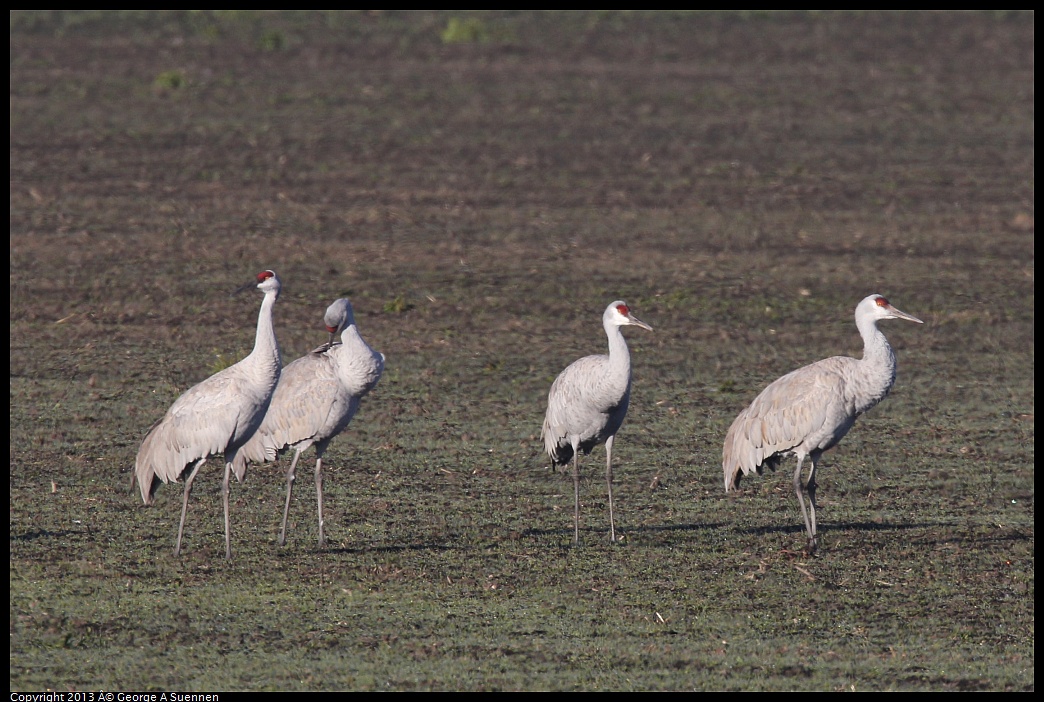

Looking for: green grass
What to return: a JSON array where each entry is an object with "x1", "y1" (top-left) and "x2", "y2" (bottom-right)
[{"x1": 9, "y1": 10, "x2": 1034, "y2": 692}]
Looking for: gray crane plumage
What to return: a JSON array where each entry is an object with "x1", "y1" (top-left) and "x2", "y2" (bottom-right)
[
  {"x1": 134, "y1": 270, "x2": 282, "y2": 560},
  {"x1": 541, "y1": 300, "x2": 653, "y2": 543},
  {"x1": 234, "y1": 298, "x2": 384, "y2": 547},
  {"x1": 722, "y1": 294, "x2": 922, "y2": 553}
]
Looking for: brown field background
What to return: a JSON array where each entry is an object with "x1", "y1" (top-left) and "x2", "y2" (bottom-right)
[{"x1": 10, "y1": 11, "x2": 1033, "y2": 691}]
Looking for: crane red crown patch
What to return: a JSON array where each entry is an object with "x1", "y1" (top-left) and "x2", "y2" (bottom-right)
[
  {"x1": 616, "y1": 304, "x2": 630, "y2": 316},
  {"x1": 875, "y1": 296, "x2": 890, "y2": 308}
]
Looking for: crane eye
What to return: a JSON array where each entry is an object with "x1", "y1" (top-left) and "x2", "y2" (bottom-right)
[
  {"x1": 875, "y1": 296, "x2": 889, "y2": 307},
  {"x1": 616, "y1": 304, "x2": 630, "y2": 316}
]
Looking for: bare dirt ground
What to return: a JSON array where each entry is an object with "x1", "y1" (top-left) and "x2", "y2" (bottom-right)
[{"x1": 10, "y1": 11, "x2": 1034, "y2": 691}]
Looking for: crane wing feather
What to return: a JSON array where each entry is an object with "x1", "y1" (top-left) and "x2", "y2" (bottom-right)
[
  {"x1": 541, "y1": 352, "x2": 633, "y2": 465},
  {"x1": 243, "y1": 354, "x2": 340, "y2": 460},
  {"x1": 234, "y1": 337, "x2": 383, "y2": 481},
  {"x1": 135, "y1": 366, "x2": 271, "y2": 502},
  {"x1": 723, "y1": 358, "x2": 851, "y2": 490}
]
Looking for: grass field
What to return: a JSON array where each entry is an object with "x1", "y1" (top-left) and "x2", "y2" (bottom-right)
[{"x1": 9, "y1": 11, "x2": 1033, "y2": 691}]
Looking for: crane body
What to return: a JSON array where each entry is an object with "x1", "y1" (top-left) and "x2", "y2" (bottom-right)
[
  {"x1": 541, "y1": 301, "x2": 653, "y2": 544},
  {"x1": 134, "y1": 270, "x2": 282, "y2": 559},
  {"x1": 722, "y1": 294, "x2": 922, "y2": 553},
  {"x1": 235, "y1": 298, "x2": 384, "y2": 547}
]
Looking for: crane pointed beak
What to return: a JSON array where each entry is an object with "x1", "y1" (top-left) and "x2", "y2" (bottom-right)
[
  {"x1": 628, "y1": 314, "x2": 653, "y2": 332},
  {"x1": 231, "y1": 279, "x2": 258, "y2": 297},
  {"x1": 889, "y1": 306, "x2": 923, "y2": 324}
]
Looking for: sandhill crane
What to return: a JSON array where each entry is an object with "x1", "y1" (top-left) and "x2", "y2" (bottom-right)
[
  {"x1": 234, "y1": 298, "x2": 384, "y2": 548},
  {"x1": 722, "y1": 294, "x2": 923, "y2": 554},
  {"x1": 541, "y1": 300, "x2": 653, "y2": 544},
  {"x1": 134, "y1": 270, "x2": 282, "y2": 560}
]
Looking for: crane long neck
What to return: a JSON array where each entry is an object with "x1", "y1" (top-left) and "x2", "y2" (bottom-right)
[
  {"x1": 854, "y1": 313, "x2": 897, "y2": 411},
  {"x1": 605, "y1": 321, "x2": 632, "y2": 380},
  {"x1": 340, "y1": 323, "x2": 364, "y2": 348},
  {"x1": 249, "y1": 290, "x2": 282, "y2": 371}
]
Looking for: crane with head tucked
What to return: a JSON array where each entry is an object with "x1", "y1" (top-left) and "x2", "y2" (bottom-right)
[
  {"x1": 234, "y1": 297, "x2": 384, "y2": 548},
  {"x1": 541, "y1": 300, "x2": 653, "y2": 544},
  {"x1": 134, "y1": 270, "x2": 282, "y2": 560},
  {"x1": 722, "y1": 294, "x2": 923, "y2": 554}
]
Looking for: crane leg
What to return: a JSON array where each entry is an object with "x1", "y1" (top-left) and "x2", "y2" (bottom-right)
[
  {"x1": 806, "y1": 458, "x2": 818, "y2": 540},
  {"x1": 175, "y1": 458, "x2": 207, "y2": 556},
  {"x1": 222, "y1": 460, "x2": 233, "y2": 560},
  {"x1": 314, "y1": 451, "x2": 326, "y2": 548},
  {"x1": 792, "y1": 456, "x2": 817, "y2": 554},
  {"x1": 605, "y1": 434, "x2": 616, "y2": 543},
  {"x1": 280, "y1": 449, "x2": 302, "y2": 547},
  {"x1": 572, "y1": 452, "x2": 581, "y2": 545}
]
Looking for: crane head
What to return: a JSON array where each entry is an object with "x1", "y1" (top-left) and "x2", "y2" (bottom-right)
[
  {"x1": 320, "y1": 298, "x2": 355, "y2": 346},
  {"x1": 255, "y1": 270, "x2": 280, "y2": 295},
  {"x1": 605, "y1": 300, "x2": 654, "y2": 331},
  {"x1": 232, "y1": 269, "x2": 281, "y2": 298},
  {"x1": 864, "y1": 294, "x2": 923, "y2": 325}
]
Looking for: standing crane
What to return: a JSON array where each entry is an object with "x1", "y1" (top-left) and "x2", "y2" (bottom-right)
[
  {"x1": 541, "y1": 300, "x2": 653, "y2": 544},
  {"x1": 234, "y1": 298, "x2": 384, "y2": 548},
  {"x1": 722, "y1": 294, "x2": 923, "y2": 554},
  {"x1": 134, "y1": 270, "x2": 282, "y2": 560}
]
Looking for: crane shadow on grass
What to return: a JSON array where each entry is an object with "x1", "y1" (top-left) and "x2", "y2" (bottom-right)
[
  {"x1": 736, "y1": 520, "x2": 937, "y2": 538},
  {"x1": 732, "y1": 519, "x2": 1031, "y2": 547},
  {"x1": 10, "y1": 527, "x2": 84, "y2": 542},
  {"x1": 518, "y1": 521, "x2": 726, "y2": 548},
  {"x1": 317, "y1": 541, "x2": 466, "y2": 556}
]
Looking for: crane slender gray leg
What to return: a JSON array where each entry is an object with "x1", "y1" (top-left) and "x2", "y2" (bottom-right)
[
  {"x1": 572, "y1": 452, "x2": 581, "y2": 545},
  {"x1": 222, "y1": 460, "x2": 233, "y2": 560},
  {"x1": 280, "y1": 449, "x2": 303, "y2": 547},
  {"x1": 314, "y1": 450, "x2": 326, "y2": 547},
  {"x1": 792, "y1": 455, "x2": 817, "y2": 554},
  {"x1": 806, "y1": 457, "x2": 818, "y2": 540},
  {"x1": 605, "y1": 434, "x2": 616, "y2": 543},
  {"x1": 175, "y1": 458, "x2": 207, "y2": 556}
]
